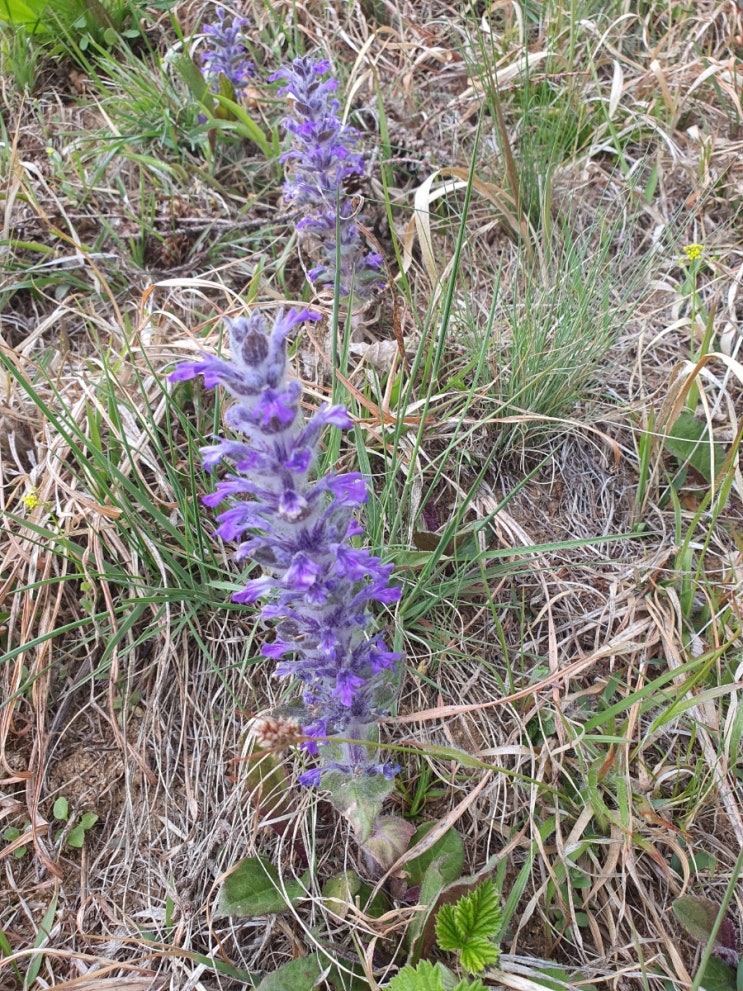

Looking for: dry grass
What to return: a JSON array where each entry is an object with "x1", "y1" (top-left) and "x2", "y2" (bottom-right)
[{"x1": 2, "y1": 0, "x2": 743, "y2": 988}]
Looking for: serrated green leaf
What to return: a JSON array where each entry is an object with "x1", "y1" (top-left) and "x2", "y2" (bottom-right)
[
  {"x1": 435, "y1": 882, "x2": 502, "y2": 974},
  {"x1": 437, "y1": 881, "x2": 501, "y2": 947},
  {"x1": 452, "y1": 977, "x2": 485, "y2": 991},
  {"x1": 216, "y1": 855, "x2": 306, "y2": 917},
  {"x1": 459, "y1": 938, "x2": 499, "y2": 974},
  {"x1": 53, "y1": 797, "x2": 69, "y2": 821},
  {"x1": 389, "y1": 960, "x2": 446, "y2": 991},
  {"x1": 453, "y1": 980, "x2": 486, "y2": 991},
  {"x1": 435, "y1": 903, "x2": 461, "y2": 952},
  {"x1": 406, "y1": 824, "x2": 465, "y2": 886},
  {"x1": 464, "y1": 881, "x2": 501, "y2": 939},
  {"x1": 255, "y1": 953, "x2": 323, "y2": 991}
]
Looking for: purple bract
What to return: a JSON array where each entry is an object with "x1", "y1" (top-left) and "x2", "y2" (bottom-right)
[
  {"x1": 200, "y1": 8, "x2": 254, "y2": 96},
  {"x1": 170, "y1": 308, "x2": 401, "y2": 783},
  {"x1": 270, "y1": 56, "x2": 385, "y2": 299}
]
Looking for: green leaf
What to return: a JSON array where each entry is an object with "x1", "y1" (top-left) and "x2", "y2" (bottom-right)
[
  {"x1": 175, "y1": 52, "x2": 212, "y2": 105},
  {"x1": 244, "y1": 750, "x2": 295, "y2": 828},
  {"x1": 389, "y1": 960, "x2": 447, "y2": 991},
  {"x1": 325, "y1": 957, "x2": 370, "y2": 991},
  {"x1": 255, "y1": 954, "x2": 323, "y2": 991},
  {"x1": 459, "y1": 938, "x2": 499, "y2": 974},
  {"x1": 67, "y1": 813, "x2": 98, "y2": 848},
  {"x1": 0, "y1": 0, "x2": 47, "y2": 30},
  {"x1": 695, "y1": 956, "x2": 738, "y2": 991},
  {"x1": 0, "y1": 926, "x2": 22, "y2": 985},
  {"x1": 216, "y1": 855, "x2": 306, "y2": 917},
  {"x1": 214, "y1": 96, "x2": 273, "y2": 157},
  {"x1": 435, "y1": 882, "x2": 502, "y2": 974},
  {"x1": 355, "y1": 881, "x2": 390, "y2": 919},
  {"x1": 323, "y1": 750, "x2": 395, "y2": 842},
  {"x1": 670, "y1": 849, "x2": 717, "y2": 876},
  {"x1": 53, "y1": 797, "x2": 69, "y2": 821},
  {"x1": 26, "y1": 887, "x2": 59, "y2": 988},
  {"x1": 322, "y1": 872, "x2": 360, "y2": 921},
  {"x1": 453, "y1": 981, "x2": 486, "y2": 991},
  {"x1": 435, "y1": 904, "x2": 462, "y2": 952},
  {"x1": 407, "y1": 860, "x2": 446, "y2": 956},
  {"x1": 214, "y1": 73, "x2": 238, "y2": 119},
  {"x1": 405, "y1": 824, "x2": 465, "y2": 886},
  {"x1": 673, "y1": 896, "x2": 728, "y2": 944},
  {"x1": 530, "y1": 966, "x2": 598, "y2": 991},
  {"x1": 664, "y1": 409, "x2": 725, "y2": 483},
  {"x1": 361, "y1": 815, "x2": 415, "y2": 871}
]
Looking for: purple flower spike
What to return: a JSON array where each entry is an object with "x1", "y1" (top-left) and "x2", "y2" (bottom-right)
[
  {"x1": 200, "y1": 8, "x2": 254, "y2": 96},
  {"x1": 270, "y1": 55, "x2": 386, "y2": 300},
  {"x1": 171, "y1": 307, "x2": 401, "y2": 785}
]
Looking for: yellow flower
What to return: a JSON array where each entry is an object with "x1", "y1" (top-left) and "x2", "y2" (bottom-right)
[
  {"x1": 21, "y1": 490, "x2": 40, "y2": 510},
  {"x1": 683, "y1": 243, "x2": 703, "y2": 261}
]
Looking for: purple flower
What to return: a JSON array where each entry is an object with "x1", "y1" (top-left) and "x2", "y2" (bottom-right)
[
  {"x1": 170, "y1": 308, "x2": 401, "y2": 784},
  {"x1": 270, "y1": 56, "x2": 385, "y2": 299},
  {"x1": 200, "y1": 8, "x2": 254, "y2": 97}
]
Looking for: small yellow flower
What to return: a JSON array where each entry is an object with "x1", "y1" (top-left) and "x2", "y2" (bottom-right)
[
  {"x1": 683, "y1": 243, "x2": 704, "y2": 261},
  {"x1": 21, "y1": 490, "x2": 40, "y2": 510}
]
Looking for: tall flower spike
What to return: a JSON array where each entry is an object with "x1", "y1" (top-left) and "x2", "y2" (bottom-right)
[
  {"x1": 170, "y1": 308, "x2": 401, "y2": 785},
  {"x1": 200, "y1": 8, "x2": 254, "y2": 97},
  {"x1": 269, "y1": 56, "x2": 384, "y2": 299}
]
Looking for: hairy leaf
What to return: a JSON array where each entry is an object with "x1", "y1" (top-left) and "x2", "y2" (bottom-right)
[
  {"x1": 216, "y1": 855, "x2": 306, "y2": 917},
  {"x1": 255, "y1": 954, "x2": 323, "y2": 991},
  {"x1": 405, "y1": 824, "x2": 465, "y2": 886},
  {"x1": 362, "y1": 815, "x2": 415, "y2": 871},
  {"x1": 389, "y1": 960, "x2": 446, "y2": 991},
  {"x1": 672, "y1": 895, "x2": 739, "y2": 966},
  {"x1": 459, "y1": 938, "x2": 500, "y2": 974},
  {"x1": 435, "y1": 881, "x2": 502, "y2": 973}
]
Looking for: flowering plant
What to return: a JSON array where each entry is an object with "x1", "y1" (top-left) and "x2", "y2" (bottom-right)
[
  {"x1": 199, "y1": 7, "x2": 254, "y2": 99},
  {"x1": 270, "y1": 56, "x2": 384, "y2": 300},
  {"x1": 170, "y1": 307, "x2": 404, "y2": 843}
]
